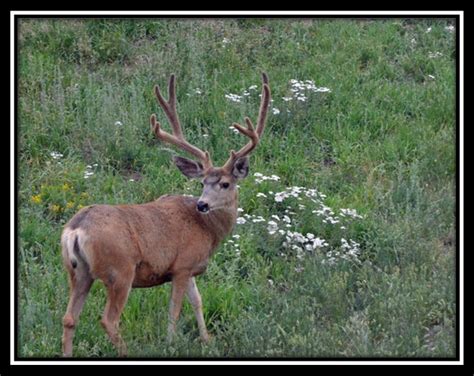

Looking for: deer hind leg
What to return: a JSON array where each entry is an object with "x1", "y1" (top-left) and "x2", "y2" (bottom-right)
[
  {"x1": 100, "y1": 267, "x2": 134, "y2": 357},
  {"x1": 62, "y1": 268, "x2": 93, "y2": 357},
  {"x1": 186, "y1": 277, "x2": 210, "y2": 343},
  {"x1": 167, "y1": 273, "x2": 191, "y2": 343}
]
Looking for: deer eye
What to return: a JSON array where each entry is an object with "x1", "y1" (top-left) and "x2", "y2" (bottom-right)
[{"x1": 221, "y1": 182, "x2": 230, "y2": 189}]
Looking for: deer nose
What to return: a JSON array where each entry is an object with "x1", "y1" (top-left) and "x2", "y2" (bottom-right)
[{"x1": 197, "y1": 201, "x2": 209, "y2": 213}]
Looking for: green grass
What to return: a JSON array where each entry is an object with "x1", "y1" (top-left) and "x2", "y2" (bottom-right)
[{"x1": 17, "y1": 18, "x2": 456, "y2": 358}]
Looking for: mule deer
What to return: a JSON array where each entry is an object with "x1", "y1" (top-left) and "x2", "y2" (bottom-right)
[{"x1": 61, "y1": 73, "x2": 270, "y2": 357}]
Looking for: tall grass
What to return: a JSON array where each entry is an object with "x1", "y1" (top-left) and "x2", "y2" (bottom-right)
[{"x1": 17, "y1": 17, "x2": 456, "y2": 358}]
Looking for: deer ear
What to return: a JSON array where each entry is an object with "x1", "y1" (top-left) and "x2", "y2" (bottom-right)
[
  {"x1": 232, "y1": 157, "x2": 249, "y2": 179},
  {"x1": 173, "y1": 156, "x2": 204, "y2": 178}
]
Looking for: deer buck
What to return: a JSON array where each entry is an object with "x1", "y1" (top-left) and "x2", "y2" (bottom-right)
[{"x1": 61, "y1": 73, "x2": 270, "y2": 357}]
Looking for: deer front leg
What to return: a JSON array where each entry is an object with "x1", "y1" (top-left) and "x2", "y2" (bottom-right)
[
  {"x1": 186, "y1": 277, "x2": 210, "y2": 343},
  {"x1": 167, "y1": 274, "x2": 190, "y2": 342}
]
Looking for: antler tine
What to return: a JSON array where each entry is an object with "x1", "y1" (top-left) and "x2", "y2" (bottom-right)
[
  {"x1": 152, "y1": 75, "x2": 212, "y2": 169},
  {"x1": 223, "y1": 72, "x2": 271, "y2": 171},
  {"x1": 256, "y1": 72, "x2": 271, "y2": 138},
  {"x1": 153, "y1": 74, "x2": 183, "y2": 139},
  {"x1": 232, "y1": 117, "x2": 259, "y2": 155}
]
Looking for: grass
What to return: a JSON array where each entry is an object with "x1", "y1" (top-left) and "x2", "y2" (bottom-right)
[{"x1": 17, "y1": 17, "x2": 456, "y2": 358}]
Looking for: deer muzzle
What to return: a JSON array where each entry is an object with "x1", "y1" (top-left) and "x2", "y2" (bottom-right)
[{"x1": 196, "y1": 201, "x2": 210, "y2": 213}]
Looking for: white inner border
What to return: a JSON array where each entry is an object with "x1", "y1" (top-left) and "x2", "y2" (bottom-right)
[{"x1": 10, "y1": 10, "x2": 464, "y2": 366}]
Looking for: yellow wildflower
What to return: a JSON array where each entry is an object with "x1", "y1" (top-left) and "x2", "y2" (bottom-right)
[
  {"x1": 62, "y1": 183, "x2": 71, "y2": 191},
  {"x1": 51, "y1": 204, "x2": 62, "y2": 213},
  {"x1": 76, "y1": 204, "x2": 85, "y2": 210},
  {"x1": 66, "y1": 201, "x2": 75, "y2": 209},
  {"x1": 31, "y1": 194, "x2": 42, "y2": 204}
]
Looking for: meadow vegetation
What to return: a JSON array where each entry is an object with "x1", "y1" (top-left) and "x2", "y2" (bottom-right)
[{"x1": 17, "y1": 18, "x2": 456, "y2": 358}]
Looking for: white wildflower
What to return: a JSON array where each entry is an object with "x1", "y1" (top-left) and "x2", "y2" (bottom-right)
[
  {"x1": 340, "y1": 208, "x2": 363, "y2": 219},
  {"x1": 275, "y1": 191, "x2": 288, "y2": 202},
  {"x1": 50, "y1": 151, "x2": 63, "y2": 160},
  {"x1": 315, "y1": 87, "x2": 331, "y2": 93},
  {"x1": 272, "y1": 108, "x2": 280, "y2": 115},
  {"x1": 225, "y1": 93, "x2": 242, "y2": 103},
  {"x1": 236, "y1": 217, "x2": 247, "y2": 225},
  {"x1": 256, "y1": 192, "x2": 267, "y2": 198},
  {"x1": 267, "y1": 221, "x2": 279, "y2": 235},
  {"x1": 428, "y1": 51, "x2": 443, "y2": 59},
  {"x1": 328, "y1": 217, "x2": 340, "y2": 224},
  {"x1": 229, "y1": 125, "x2": 240, "y2": 134},
  {"x1": 313, "y1": 237, "x2": 328, "y2": 248}
]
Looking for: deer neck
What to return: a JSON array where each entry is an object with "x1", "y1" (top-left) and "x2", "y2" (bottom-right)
[{"x1": 201, "y1": 193, "x2": 238, "y2": 246}]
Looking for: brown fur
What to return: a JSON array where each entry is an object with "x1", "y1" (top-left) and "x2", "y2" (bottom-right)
[
  {"x1": 76, "y1": 195, "x2": 236, "y2": 286},
  {"x1": 61, "y1": 73, "x2": 269, "y2": 357},
  {"x1": 60, "y1": 194, "x2": 237, "y2": 356}
]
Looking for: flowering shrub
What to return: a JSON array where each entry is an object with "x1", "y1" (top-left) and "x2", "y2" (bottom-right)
[
  {"x1": 224, "y1": 78, "x2": 331, "y2": 122},
  {"x1": 83, "y1": 164, "x2": 98, "y2": 179},
  {"x1": 29, "y1": 152, "x2": 97, "y2": 219},
  {"x1": 30, "y1": 182, "x2": 90, "y2": 220},
  {"x1": 225, "y1": 172, "x2": 365, "y2": 267},
  {"x1": 284, "y1": 79, "x2": 331, "y2": 103}
]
